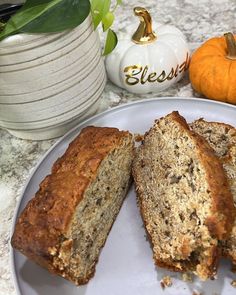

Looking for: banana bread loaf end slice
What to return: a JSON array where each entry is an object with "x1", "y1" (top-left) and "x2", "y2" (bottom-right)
[
  {"x1": 133, "y1": 112, "x2": 235, "y2": 280},
  {"x1": 191, "y1": 119, "x2": 236, "y2": 264},
  {"x1": 12, "y1": 126, "x2": 134, "y2": 285}
]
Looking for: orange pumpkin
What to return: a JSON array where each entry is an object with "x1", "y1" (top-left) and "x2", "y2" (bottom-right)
[{"x1": 189, "y1": 32, "x2": 236, "y2": 104}]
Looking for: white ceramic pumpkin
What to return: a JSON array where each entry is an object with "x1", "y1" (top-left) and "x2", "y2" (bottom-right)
[{"x1": 105, "y1": 7, "x2": 190, "y2": 94}]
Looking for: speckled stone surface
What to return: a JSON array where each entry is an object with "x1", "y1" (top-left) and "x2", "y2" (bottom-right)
[{"x1": 0, "y1": 1, "x2": 235, "y2": 294}]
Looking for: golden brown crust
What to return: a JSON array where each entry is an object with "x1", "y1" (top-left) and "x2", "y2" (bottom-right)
[
  {"x1": 154, "y1": 243, "x2": 219, "y2": 278},
  {"x1": 190, "y1": 119, "x2": 236, "y2": 157},
  {"x1": 133, "y1": 111, "x2": 235, "y2": 279},
  {"x1": 64, "y1": 178, "x2": 133, "y2": 285},
  {"x1": 193, "y1": 118, "x2": 236, "y2": 131},
  {"x1": 11, "y1": 126, "x2": 132, "y2": 281},
  {"x1": 170, "y1": 112, "x2": 235, "y2": 240},
  {"x1": 196, "y1": 135, "x2": 235, "y2": 239},
  {"x1": 191, "y1": 119, "x2": 236, "y2": 264}
]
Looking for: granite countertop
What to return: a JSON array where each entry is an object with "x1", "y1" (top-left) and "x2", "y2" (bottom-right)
[{"x1": 0, "y1": 0, "x2": 235, "y2": 294}]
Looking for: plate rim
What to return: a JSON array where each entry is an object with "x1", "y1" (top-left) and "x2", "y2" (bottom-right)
[{"x1": 10, "y1": 96, "x2": 236, "y2": 295}]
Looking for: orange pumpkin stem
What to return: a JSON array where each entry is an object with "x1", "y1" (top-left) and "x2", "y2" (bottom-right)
[{"x1": 224, "y1": 32, "x2": 236, "y2": 60}]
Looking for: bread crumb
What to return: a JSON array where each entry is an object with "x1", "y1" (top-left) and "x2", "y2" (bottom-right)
[
  {"x1": 134, "y1": 133, "x2": 144, "y2": 142},
  {"x1": 231, "y1": 280, "x2": 236, "y2": 287},
  {"x1": 160, "y1": 276, "x2": 172, "y2": 289},
  {"x1": 231, "y1": 265, "x2": 236, "y2": 273},
  {"x1": 182, "y1": 272, "x2": 193, "y2": 282}
]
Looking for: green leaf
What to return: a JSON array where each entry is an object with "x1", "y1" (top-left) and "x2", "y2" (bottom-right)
[
  {"x1": 102, "y1": 0, "x2": 111, "y2": 17},
  {"x1": 91, "y1": 0, "x2": 111, "y2": 29},
  {"x1": 90, "y1": 1, "x2": 103, "y2": 29},
  {"x1": 103, "y1": 28, "x2": 117, "y2": 56},
  {"x1": 102, "y1": 11, "x2": 114, "y2": 31},
  {"x1": 22, "y1": 0, "x2": 90, "y2": 33},
  {"x1": 0, "y1": 0, "x2": 90, "y2": 40},
  {"x1": 23, "y1": 0, "x2": 53, "y2": 9},
  {"x1": 0, "y1": 0, "x2": 61, "y2": 40}
]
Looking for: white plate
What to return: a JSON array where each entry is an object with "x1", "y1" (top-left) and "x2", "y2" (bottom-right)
[{"x1": 11, "y1": 98, "x2": 236, "y2": 295}]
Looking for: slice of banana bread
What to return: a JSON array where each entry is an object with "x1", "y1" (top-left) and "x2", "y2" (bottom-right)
[
  {"x1": 133, "y1": 111, "x2": 235, "y2": 280},
  {"x1": 191, "y1": 119, "x2": 236, "y2": 264},
  {"x1": 11, "y1": 126, "x2": 134, "y2": 285}
]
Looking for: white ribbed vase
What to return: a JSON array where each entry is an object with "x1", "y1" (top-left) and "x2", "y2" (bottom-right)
[{"x1": 0, "y1": 14, "x2": 106, "y2": 140}]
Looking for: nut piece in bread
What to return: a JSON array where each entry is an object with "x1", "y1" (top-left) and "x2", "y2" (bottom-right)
[
  {"x1": 11, "y1": 126, "x2": 134, "y2": 285},
  {"x1": 133, "y1": 111, "x2": 235, "y2": 280}
]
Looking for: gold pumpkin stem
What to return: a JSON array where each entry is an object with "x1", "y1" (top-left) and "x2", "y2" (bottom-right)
[
  {"x1": 224, "y1": 32, "x2": 236, "y2": 60},
  {"x1": 132, "y1": 7, "x2": 157, "y2": 45}
]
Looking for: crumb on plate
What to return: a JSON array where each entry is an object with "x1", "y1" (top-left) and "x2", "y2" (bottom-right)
[
  {"x1": 231, "y1": 280, "x2": 236, "y2": 287},
  {"x1": 182, "y1": 272, "x2": 193, "y2": 282},
  {"x1": 231, "y1": 265, "x2": 236, "y2": 273},
  {"x1": 160, "y1": 276, "x2": 172, "y2": 289}
]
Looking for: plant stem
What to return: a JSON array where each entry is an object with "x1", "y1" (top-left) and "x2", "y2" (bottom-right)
[
  {"x1": 0, "y1": 21, "x2": 5, "y2": 33},
  {"x1": 224, "y1": 32, "x2": 236, "y2": 60}
]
